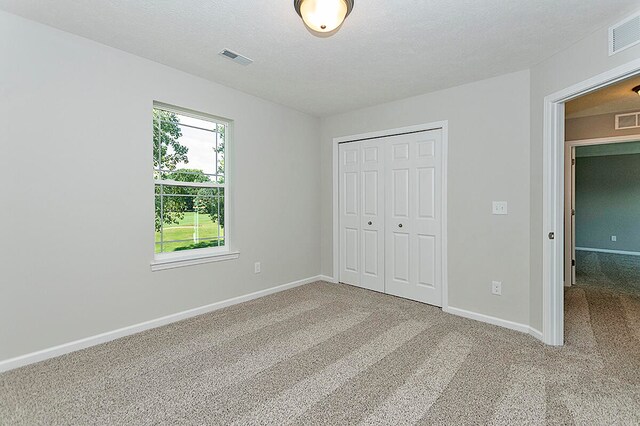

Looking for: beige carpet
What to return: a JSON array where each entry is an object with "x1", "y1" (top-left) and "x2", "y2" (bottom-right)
[
  {"x1": 576, "y1": 250, "x2": 640, "y2": 296},
  {"x1": 1, "y1": 281, "x2": 640, "y2": 425}
]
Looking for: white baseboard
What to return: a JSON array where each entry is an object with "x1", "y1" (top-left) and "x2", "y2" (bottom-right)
[
  {"x1": 443, "y1": 306, "x2": 544, "y2": 342},
  {"x1": 0, "y1": 275, "x2": 323, "y2": 373},
  {"x1": 318, "y1": 274, "x2": 337, "y2": 283},
  {"x1": 528, "y1": 327, "x2": 544, "y2": 341},
  {"x1": 576, "y1": 247, "x2": 640, "y2": 257}
]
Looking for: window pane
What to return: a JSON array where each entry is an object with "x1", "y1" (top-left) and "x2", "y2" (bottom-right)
[
  {"x1": 155, "y1": 185, "x2": 225, "y2": 253},
  {"x1": 179, "y1": 115, "x2": 217, "y2": 132},
  {"x1": 172, "y1": 125, "x2": 219, "y2": 176},
  {"x1": 153, "y1": 108, "x2": 224, "y2": 178},
  {"x1": 153, "y1": 106, "x2": 226, "y2": 255}
]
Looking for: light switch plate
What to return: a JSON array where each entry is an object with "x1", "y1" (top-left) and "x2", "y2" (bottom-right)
[
  {"x1": 611, "y1": 235, "x2": 617, "y2": 242},
  {"x1": 254, "y1": 262, "x2": 261, "y2": 274},
  {"x1": 492, "y1": 281, "x2": 502, "y2": 295},
  {"x1": 492, "y1": 201, "x2": 508, "y2": 215}
]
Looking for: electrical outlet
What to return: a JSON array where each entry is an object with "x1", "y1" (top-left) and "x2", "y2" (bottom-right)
[
  {"x1": 492, "y1": 201, "x2": 508, "y2": 215},
  {"x1": 611, "y1": 235, "x2": 617, "y2": 242},
  {"x1": 254, "y1": 262, "x2": 261, "y2": 274},
  {"x1": 492, "y1": 281, "x2": 502, "y2": 296}
]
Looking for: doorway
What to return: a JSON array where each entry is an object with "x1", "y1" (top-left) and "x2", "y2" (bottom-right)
[
  {"x1": 543, "y1": 59, "x2": 640, "y2": 345},
  {"x1": 564, "y1": 136, "x2": 640, "y2": 289}
]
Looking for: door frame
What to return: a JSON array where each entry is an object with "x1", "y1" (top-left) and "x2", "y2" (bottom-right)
[
  {"x1": 543, "y1": 57, "x2": 640, "y2": 346},
  {"x1": 332, "y1": 121, "x2": 449, "y2": 309},
  {"x1": 563, "y1": 134, "x2": 640, "y2": 288}
]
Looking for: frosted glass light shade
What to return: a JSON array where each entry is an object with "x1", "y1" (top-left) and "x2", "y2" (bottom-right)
[{"x1": 295, "y1": 0, "x2": 353, "y2": 33}]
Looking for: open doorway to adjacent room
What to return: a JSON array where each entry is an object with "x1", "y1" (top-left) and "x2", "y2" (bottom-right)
[
  {"x1": 564, "y1": 76, "x2": 640, "y2": 295},
  {"x1": 559, "y1": 74, "x2": 640, "y2": 348}
]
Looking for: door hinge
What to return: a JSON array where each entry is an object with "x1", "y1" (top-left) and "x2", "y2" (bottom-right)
[
  {"x1": 572, "y1": 259, "x2": 576, "y2": 266},
  {"x1": 571, "y1": 208, "x2": 575, "y2": 216},
  {"x1": 572, "y1": 158, "x2": 575, "y2": 165}
]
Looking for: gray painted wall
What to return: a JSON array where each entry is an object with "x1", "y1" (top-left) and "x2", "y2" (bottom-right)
[
  {"x1": 0, "y1": 11, "x2": 321, "y2": 362},
  {"x1": 575, "y1": 153, "x2": 640, "y2": 252},
  {"x1": 321, "y1": 70, "x2": 532, "y2": 326}
]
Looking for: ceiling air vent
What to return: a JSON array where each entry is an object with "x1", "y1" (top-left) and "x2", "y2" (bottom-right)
[
  {"x1": 218, "y1": 49, "x2": 253, "y2": 66},
  {"x1": 615, "y1": 111, "x2": 640, "y2": 130},
  {"x1": 610, "y1": 12, "x2": 640, "y2": 55}
]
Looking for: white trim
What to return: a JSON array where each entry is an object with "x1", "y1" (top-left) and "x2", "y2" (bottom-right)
[
  {"x1": 444, "y1": 306, "x2": 543, "y2": 341},
  {"x1": 333, "y1": 122, "x2": 447, "y2": 144},
  {"x1": 566, "y1": 134, "x2": 640, "y2": 146},
  {"x1": 563, "y1": 142, "x2": 574, "y2": 287},
  {"x1": 576, "y1": 247, "x2": 640, "y2": 257},
  {"x1": 151, "y1": 250, "x2": 240, "y2": 271},
  {"x1": 528, "y1": 327, "x2": 544, "y2": 341},
  {"x1": 332, "y1": 136, "x2": 340, "y2": 286},
  {"x1": 154, "y1": 179, "x2": 223, "y2": 188},
  {"x1": 543, "y1": 57, "x2": 640, "y2": 346},
  {"x1": 153, "y1": 101, "x2": 231, "y2": 126},
  {"x1": 331, "y1": 121, "x2": 449, "y2": 309},
  {"x1": 318, "y1": 274, "x2": 338, "y2": 283},
  {"x1": 441, "y1": 124, "x2": 449, "y2": 310},
  {"x1": 0, "y1": 275, "x2": 324, "y2": 373}
]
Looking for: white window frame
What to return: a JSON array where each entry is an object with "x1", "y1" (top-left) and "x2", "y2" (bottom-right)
[{"x1": 151, "y1": 102, "x2": 238, "y2": 271}]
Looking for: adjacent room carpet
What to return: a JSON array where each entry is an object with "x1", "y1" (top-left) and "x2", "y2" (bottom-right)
[
  {"x1": 576, "y1": 250, "x2": 640, "y2": 296},
  {"x1": 1, "y1": 281, "x2": 639, "y2": 425}
]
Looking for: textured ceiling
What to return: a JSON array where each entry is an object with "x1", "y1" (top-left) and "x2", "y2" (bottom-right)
[
  {"x1": 1, "y1": 0, "x2": 638, "y2": 116},
  {"x1": 566, "y1": 75, "x2": 640, "y2": 119}
]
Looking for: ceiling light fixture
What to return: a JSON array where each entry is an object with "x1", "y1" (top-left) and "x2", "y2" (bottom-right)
[
  {"x1": 294, "y1": 0, "x2": 354, "y2": 35},
  {"x1": 633, "y1": 85, "x2": 640, "y2": 96}
]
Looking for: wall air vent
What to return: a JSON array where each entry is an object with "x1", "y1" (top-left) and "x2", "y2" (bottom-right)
[
  {"x1": 615, "y1": 111, "x2": 640, "y2": 130},
  {"x1": 610, "y1": 12, "x2": 640, "y2": 55},
  {"x1": 218, "y1": 49, "x2": 253, "y2": 66}
]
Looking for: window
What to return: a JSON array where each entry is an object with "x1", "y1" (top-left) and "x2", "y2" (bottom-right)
[{"x1": 153, "y1": 104, "x2": 232, "y2": 268}]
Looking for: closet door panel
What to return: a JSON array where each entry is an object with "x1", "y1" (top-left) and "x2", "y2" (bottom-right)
[
  {"x1": 413, "y1": 130, "x2": 442, "y2": 303},
  {"x1": 392, "y1": 232, "x2": 410, "y2": 283},
  {"x1": 385, "y1": 129, "x2": 442, "y2": 306},
  {"x1": 360, "y1": 140, "x2": 385, "y2": 292},
  {"x1": 417, "y1": 234, "x2": 436, "y2": 287},
  {"x1": 339, "y1": 143, "x2": 360, "y2": 286},
  {"x1": 385, "y1": 136, "x2": 414, "y2": 298}
]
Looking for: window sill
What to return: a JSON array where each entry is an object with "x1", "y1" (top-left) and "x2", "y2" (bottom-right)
[{"x1": 151, "y1": 250, "x2": 240, "y2": 272}]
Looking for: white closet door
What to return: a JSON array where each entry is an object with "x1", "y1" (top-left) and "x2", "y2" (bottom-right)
[
  {"x1": 360, "y1": 140, "x2": 385, "y2": 292},
  {"x1": 339, "y1": 143, "x2": 361, "y2": 286},
  {"x1": 385, "y1": 130, "x2": 443, "y2": 306}
]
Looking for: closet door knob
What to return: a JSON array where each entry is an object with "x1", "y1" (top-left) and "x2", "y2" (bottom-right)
[
  {"x1": 398, "y1": 223, "x2": 403, "y2": 228},
  {"x1": 368, "y1": 221, "x2": 372, "y2": 225}
]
